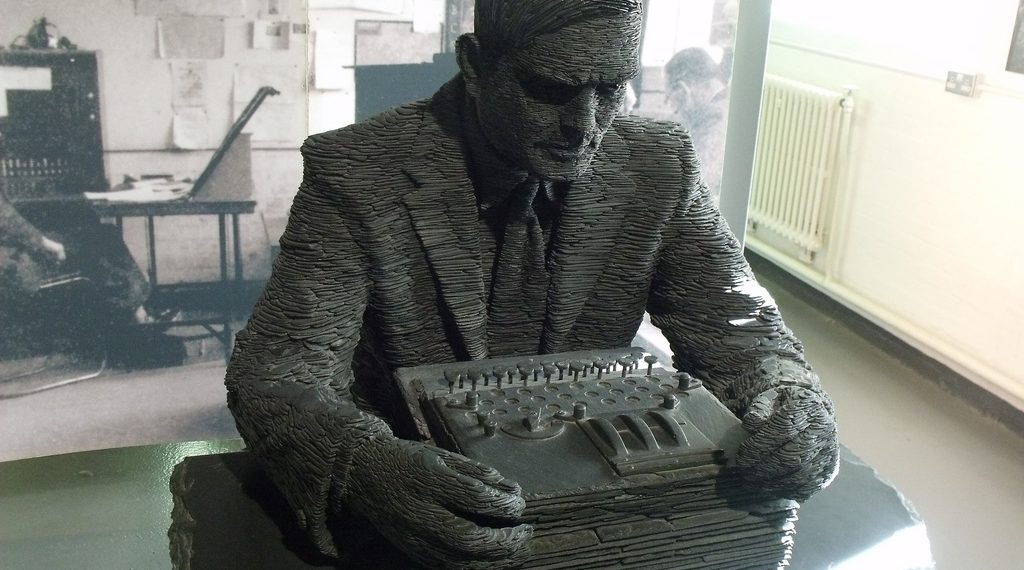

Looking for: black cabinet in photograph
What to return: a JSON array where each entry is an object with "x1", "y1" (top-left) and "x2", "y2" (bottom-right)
[{"x1": 0, "y1": 50, "x2": 106, "y2": 200}]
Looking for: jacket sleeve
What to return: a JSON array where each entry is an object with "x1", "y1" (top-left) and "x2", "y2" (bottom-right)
[
  {"x1": 224, "y1": 137, "x2": 391, "y2": 556},
  {"x1": 646, "y1": 130, "x2": 822, "y2": 416}
]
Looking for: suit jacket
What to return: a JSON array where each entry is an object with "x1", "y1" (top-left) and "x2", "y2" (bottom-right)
[{"x1": 225, "y1": 78, "x2": 807, "y2": 546}]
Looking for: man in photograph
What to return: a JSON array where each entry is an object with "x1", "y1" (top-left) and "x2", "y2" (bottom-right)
[
  {"x1": 0, "y1": 194, "x2": 153, "y2": 359},
  {"x1": 664, "y1": 47, "x2": 730, "y2": 197},
  {"x1": 226, "y1": 1, "x2": 839, "y2": 567}
]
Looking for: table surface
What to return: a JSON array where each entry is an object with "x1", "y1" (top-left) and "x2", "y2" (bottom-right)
[
  {"x1": 0, "y1": 440, "x2": 934, "y2": 569},
  {"x1": 7, "y1": 194, "x2": 256, "y2": 216},
  {"x1": 0, "y1": 439, "x2": 245, "y2": 569},
  {"x1": 91, "y1": 199, "x2": 256, "y2": 217}
]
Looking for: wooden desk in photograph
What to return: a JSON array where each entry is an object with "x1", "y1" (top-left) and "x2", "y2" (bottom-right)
[{"x1": 92, "y1": 199, "x2": 257, "y2": 350}]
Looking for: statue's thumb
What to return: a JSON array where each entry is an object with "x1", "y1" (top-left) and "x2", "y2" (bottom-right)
[{"x1": 742, "y1": 388, "x2": 779, "y2": 432}]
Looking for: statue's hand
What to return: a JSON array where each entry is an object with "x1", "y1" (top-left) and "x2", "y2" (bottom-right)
[
  {"x1": 345, "y1": 436, "x2": 532, "y2": 569},
  {"x1": 736, "y1": 385, "x2": 839, "y2": 500}
]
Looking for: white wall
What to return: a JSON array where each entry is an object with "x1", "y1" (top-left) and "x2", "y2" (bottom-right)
[{"x1": 755, "y1": 0, "x2": 1024, "y2": 409}]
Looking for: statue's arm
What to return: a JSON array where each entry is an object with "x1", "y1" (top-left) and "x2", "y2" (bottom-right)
[
  {"x1": 646, "y1": 132, "x2": 839, "y2": 499},
  {"x1": 225, "y1": 147, "x2": 389, "y2": 555},
  {"x1": 225, "y1": 139, "x2": 531, "y2": 566}
]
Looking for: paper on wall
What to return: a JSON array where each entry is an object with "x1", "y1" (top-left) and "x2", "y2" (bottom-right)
[
  {"x1": 260, "y1": 0, "x2": 307, "y2": 18},
  {"x1": 264, "y1": 0, "x2": 282, "y2": 16},
  {"x1": 136, "y1": 0, "x2": 245, "y2": 17},
  {"x1": 172, "y1": 106, "x2": 209, "y2": 149},
  {"x1": 308, "y1": 0, "x2": 407, "y2": 13},
  {"x1": 313, "y1": 30, "x2": 347, "y2": 90},
  {"x1": 158, "y1": 16, "x2": 225, "y2": 59},
  {"x1": 259, "y1": 0, "x2": 306, "y2": 18},
  {"x1": 171, "y1": 61, "x2": 206, "y2": 107},
  {"x1": 253, "y1": 20, "x2": 290, "y2": 50}
]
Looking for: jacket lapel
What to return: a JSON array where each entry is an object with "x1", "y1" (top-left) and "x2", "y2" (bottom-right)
[
  {"x1": 542, "y1": 129, "x2": 635, "y2": 353},
  {"x1": 400, "y1": 85, "x2": 489, "y2": 360},
  {"x1": 397, "y1": 79, "x2": 638, "y2": 358}
]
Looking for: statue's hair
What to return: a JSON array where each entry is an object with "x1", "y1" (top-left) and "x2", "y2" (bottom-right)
[{"x1": 474, "y1": 0, "x2": 643, "y2": 55}]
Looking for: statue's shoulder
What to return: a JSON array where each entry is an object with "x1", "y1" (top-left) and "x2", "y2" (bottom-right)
[
  {"x1": 301, "y1": 99, "x2": 432, "y2": 164},
  {"x1": 610, "y1": 116, "x2": 697, "y2": 177},
  {"x1": 611, "y1": 115, "x2": 691, "y2": 148}
]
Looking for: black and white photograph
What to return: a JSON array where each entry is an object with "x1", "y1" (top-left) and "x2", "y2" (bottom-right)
[{"x1": 0, "y1": 0, "x2": 308, "y2": 460}]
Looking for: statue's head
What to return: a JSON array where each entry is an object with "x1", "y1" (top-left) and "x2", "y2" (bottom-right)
[{"x1": 457, "y1": 0, "x2": 643, "y2": 181}]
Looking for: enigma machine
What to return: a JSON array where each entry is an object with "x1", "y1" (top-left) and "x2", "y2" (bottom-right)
[{"x1": 395, "y1": 347, "x2": 799, "y2": 569}]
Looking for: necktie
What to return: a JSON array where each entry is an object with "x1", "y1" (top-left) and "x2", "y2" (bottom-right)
[{"x1": 487, "y1": 178, "x2": 550, "y2": 355}]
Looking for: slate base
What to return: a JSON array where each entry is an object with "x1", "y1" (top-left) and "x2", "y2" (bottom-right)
[{"x1": 168, "y1": 446, "x2": 932, "y2": 569}]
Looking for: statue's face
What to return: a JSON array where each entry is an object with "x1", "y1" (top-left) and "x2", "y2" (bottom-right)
[{"x1": 471, "y1": 15, "x2": 641, "y2": 181}]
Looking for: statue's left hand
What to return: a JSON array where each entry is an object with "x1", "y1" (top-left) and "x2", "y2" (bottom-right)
[{"x1": 736, "y1": 384, "x2": 840, "y2": 500}]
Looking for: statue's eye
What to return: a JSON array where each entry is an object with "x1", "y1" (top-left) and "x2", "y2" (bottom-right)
[{"x1": 521, "y1": 77, "x2": 580, "y2": 105}]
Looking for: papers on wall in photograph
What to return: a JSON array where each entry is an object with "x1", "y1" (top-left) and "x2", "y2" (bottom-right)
[
  {"x1": 136, "y1": 0, "x2": 245, "y2": 18},
  {"x1": 260, "y1": 0, "x2": 306, "y2": 19},
  {"x1": 172, "y1": 106, "x2": 210, "y2": 150},
  {"x1": 158, "y1": 16, "x2": 225, "y2": 59},
  {"x1": 354, "y1": 21, "x2": 440, "y2": 66},
  {"x1": 252, "y1": 20, "x2": 291, "y2": 50},
  {"x1": 171, "y1": 61, "x2": 207, "y2": 107},
  {"x1": 309, "y1": 0, "x2": 406, "y2": 13},
  {"x1": 313, "y1": 29, "x2": 347, "y2": 90}
]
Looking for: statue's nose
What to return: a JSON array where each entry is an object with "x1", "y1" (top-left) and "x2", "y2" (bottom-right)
[{"x1": 560, "y1": 88, "x2": 598, "y2": 148}]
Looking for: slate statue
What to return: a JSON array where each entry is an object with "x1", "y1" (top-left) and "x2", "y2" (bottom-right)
[{"x1": 225, "y1": 1, "x2": 840, "y2": 568}]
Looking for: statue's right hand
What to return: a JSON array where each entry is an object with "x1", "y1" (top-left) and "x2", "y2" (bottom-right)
[{"x1": 346, "y1": 437, "x2": 532, "y2": 569}]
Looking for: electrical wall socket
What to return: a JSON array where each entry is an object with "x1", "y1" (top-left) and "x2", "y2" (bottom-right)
[{"x1": 945, "y1": 71, "x2": 977, "y2": 97}]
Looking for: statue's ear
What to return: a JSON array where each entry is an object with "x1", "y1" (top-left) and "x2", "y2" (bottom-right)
[{"x1": 457, "y1": 33, "x2": 485, "y2": 98}]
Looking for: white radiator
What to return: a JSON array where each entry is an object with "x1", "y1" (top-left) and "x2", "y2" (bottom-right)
[{"x1": 749, "y1": 75, "x2": 854, "y2": 262}]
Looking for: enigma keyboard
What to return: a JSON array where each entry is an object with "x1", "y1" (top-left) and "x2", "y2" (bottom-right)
[{"x1": 394, "y1": 347, "x2": 799, "y2": 569}]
